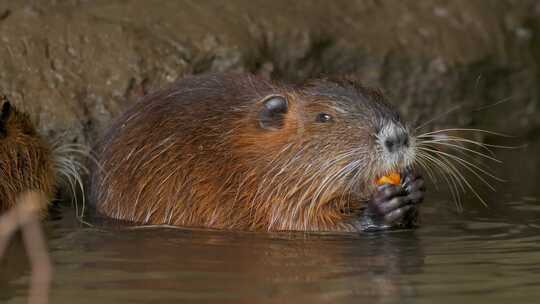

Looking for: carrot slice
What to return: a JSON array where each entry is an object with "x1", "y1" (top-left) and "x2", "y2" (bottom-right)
[{"x1": 376, "y1": 172, "x2": 401, "y2": 186}]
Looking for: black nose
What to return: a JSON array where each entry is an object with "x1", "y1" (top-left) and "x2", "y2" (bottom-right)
[{"x1": 384, "y1": 133, "x2": 409, "y2": 152}]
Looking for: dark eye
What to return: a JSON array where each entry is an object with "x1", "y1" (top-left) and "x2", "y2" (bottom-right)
[{"x1": 315, "y1": 113, "x2": 333, "y2": 123}]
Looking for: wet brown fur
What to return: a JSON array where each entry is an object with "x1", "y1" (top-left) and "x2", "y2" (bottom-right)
[
  {"x1": 91, "y1": 73, "x2": 404, "y2": 231},
  {"x1": 0, "y1": 97, "x2": 55, "y2": 215}
]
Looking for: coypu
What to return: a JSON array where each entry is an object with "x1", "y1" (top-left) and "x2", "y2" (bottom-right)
[
  {"x1": 90, "y1": 73, "x2": 426, "y2": 232},
  {"x1": 0, "y1": 96, "x2": 87, "y2": 217},
  {"x1": 0, "y1": 97, "x2": 55, "y2": 215}
]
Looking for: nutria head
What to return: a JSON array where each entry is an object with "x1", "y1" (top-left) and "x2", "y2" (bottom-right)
[
  {"x1": 92, "y1": 74, "x2": 423, "y2": 231},
  {"x1": 223, "y1": 77, "x2": 417, "y2": 230},
  {"x1": 302, "y1": 78, "x2": 416, "y2": 176},
  {"x1": 0, "y1": 97, "x2": 55, "y2": 214}
]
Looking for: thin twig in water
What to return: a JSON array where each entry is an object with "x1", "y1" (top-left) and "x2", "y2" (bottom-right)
[{"x1": 0, "y1": 191, "x2": 52, "y2": 304}]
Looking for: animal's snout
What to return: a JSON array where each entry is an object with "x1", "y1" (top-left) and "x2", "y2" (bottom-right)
[{"x1": 384, "y1": 132, "x2": 409, "y2": 153}]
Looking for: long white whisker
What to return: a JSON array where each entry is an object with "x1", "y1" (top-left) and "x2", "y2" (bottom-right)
[
  {"x1": 434, "y1": 153, "x2": 489, "y2": 207},
  {"x1": 417, "y1": 135, "x2": 497, "y2": 157},
  {"x1": 419, "y1": 151, "x2": 463, "y2": 209},
  {"x1": 420, "y1": 147, "x2": 496, "y2": 193},
  {"x1": 414, "y1": 153, "x2": 438, "y2": 186},
  {"x1": 418, "y1": 147, "x2": 504, "y2": 182},
  {"x1": 418, "y1": 128, "x2": 513, "y2": 138},
  {"x1": 415, "y1": 104, "x2": 463, "y2": 131},
  {"x1": 418, "y1": 140, "x2": 502, "y2": 163}
]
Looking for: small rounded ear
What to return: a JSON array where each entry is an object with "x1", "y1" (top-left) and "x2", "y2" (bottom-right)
[
  {"x1": 258, "y1": 95, "x2": 289, "y2": 130},
  {"x1": 0, "y1": 98, "x2": 12, "y2": 138}
]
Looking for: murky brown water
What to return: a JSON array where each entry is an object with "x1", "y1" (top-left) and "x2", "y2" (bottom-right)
[{"x1": 1, "y1": 140, "x2": 539, "y2": 304}]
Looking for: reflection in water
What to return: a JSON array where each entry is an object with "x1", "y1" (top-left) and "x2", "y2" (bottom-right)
[
  {"x1": 0, "y1": 144, "x2": 539, "y2": 304},
  {"x1": 36, "y1": 224, "x2": 424, "y2": 303}
]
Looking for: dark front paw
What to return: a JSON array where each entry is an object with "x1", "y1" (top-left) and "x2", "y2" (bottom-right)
[{"x1": 357, "y1": 172, "x2": 425, "y2": 231}]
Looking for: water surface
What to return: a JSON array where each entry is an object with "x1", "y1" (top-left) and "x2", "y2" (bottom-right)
[{"x1": 1, "y1": 142, "x2": 539, "y2": 304}]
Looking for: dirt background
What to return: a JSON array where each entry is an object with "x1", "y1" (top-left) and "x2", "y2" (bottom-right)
[{"x1": 0, "y1": 0, "x2": 539, "y2": 146}]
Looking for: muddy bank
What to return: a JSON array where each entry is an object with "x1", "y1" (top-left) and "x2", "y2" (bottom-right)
[{"x1": 0, "y1": 0, "x2": 539, "y2": 145}]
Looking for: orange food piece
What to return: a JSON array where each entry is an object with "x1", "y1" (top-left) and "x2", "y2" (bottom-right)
[{"x1": 376, "y1": 172, "x2": 401, "y2": 186}]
